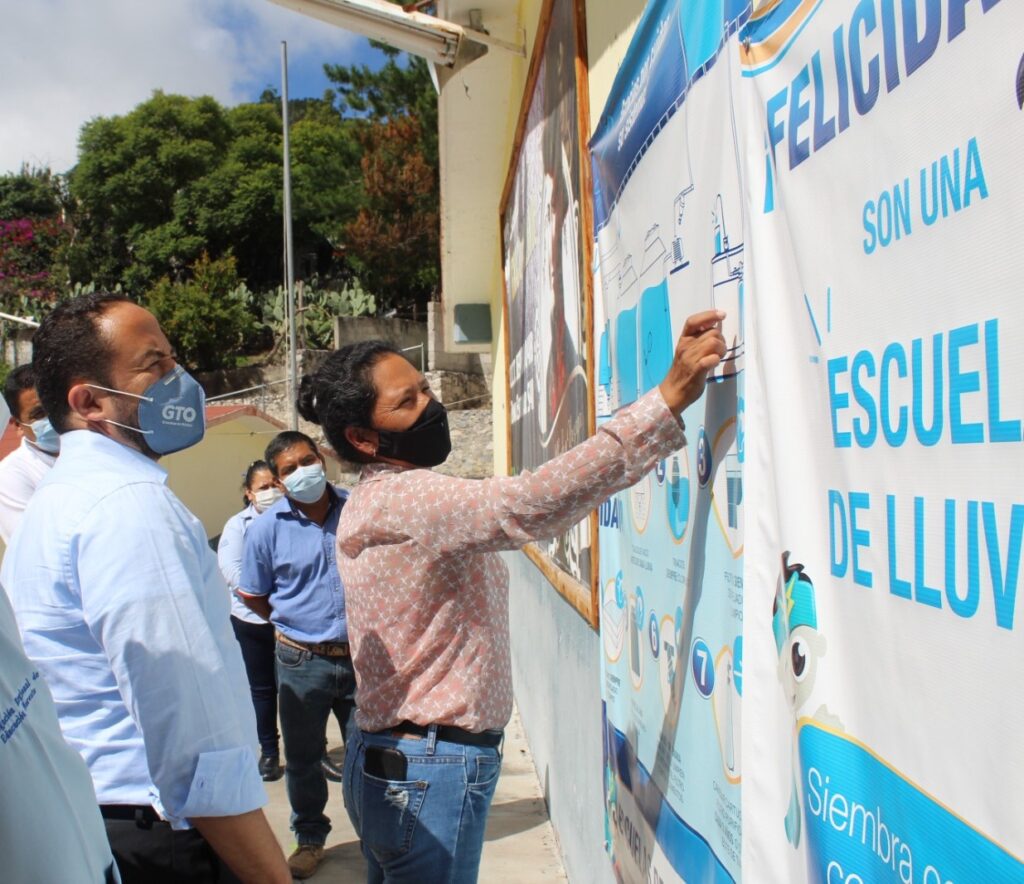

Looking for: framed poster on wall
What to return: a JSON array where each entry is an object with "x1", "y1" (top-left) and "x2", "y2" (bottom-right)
[{"x1": 500, "y1": 0, "x2": 597, "y2": 627}]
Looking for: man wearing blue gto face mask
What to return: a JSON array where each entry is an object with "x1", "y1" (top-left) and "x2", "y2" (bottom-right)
[
  {"x1": 238, "y1": 430, "x2": 355, "y2": 880},
  {"x1": 1, "y1": 293, "x2": 290, "y2": 884},
  {"x1": 0, "y1": 365, "x2": 60, "y2": 545}
]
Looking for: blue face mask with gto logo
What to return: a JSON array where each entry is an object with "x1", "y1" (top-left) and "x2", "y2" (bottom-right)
[{"x1": 88, "y1": 365, "x2": 206, "y2": 455}]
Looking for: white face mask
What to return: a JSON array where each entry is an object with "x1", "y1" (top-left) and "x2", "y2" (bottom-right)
[
  {"x1": 253, "y1": 487, "x2": 284, "y2": 512},
  {"x1": 283, "y1": 462, "x2": 328, "y2": 504}
]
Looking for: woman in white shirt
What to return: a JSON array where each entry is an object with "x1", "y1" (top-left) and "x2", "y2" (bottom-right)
[{"x1": 217, "y1": 459, "x2": 284, "y2": 781}]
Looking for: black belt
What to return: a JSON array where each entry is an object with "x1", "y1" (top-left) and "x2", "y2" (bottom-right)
[
  {"x1": 99, "y1": 804, "x2": 163, "y2": 829},
  {"x1": 381, "y1": 721, "x2": 503, "y2": 748}
]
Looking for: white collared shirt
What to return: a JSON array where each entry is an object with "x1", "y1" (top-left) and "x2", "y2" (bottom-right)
[
  {"x1": 2, "y1": 429, "x2": 266, "y2": 827},
  {"x1": 217, "y1": 504, "x2": 269, "y2": 625},
  {"x1": 0, "y1": 436, "x2": 56, "y2": 544},
  {"x1": 0, "y1": 584, "x2": 117, "y2": 881}
]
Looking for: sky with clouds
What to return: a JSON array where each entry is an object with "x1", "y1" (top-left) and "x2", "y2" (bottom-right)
[{"x1": 0, "y1": 0, "x2": 384, "y2": 174}]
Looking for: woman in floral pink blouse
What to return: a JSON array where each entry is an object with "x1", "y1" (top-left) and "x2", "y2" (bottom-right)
[{"x1": 297, "y1": 310, "x2": 726, "y2": 884}]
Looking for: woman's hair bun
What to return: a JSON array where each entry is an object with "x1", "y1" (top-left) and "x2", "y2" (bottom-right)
[{"x1": 296, "y1": 373, "x2": 322, "y2": 425}]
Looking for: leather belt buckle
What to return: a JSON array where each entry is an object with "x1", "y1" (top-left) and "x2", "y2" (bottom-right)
[
  {"x1": 310, "y1": 640, "x2": 349, "y2": 657},
  {"x1": 99, "y1": 804, "x2": 161, "y2": 830},
  {"x1": 277, "y1": 632, "x2": 349, "y2": 658}
]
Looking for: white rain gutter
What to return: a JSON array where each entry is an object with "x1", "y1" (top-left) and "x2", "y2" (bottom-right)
[{"x1": 267, "y1": 0, "x2": 522, "y2": 74}]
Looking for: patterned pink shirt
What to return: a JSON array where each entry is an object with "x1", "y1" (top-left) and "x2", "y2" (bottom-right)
[{"x1": 336, "y1": 389, "x2": 686, "y2": 733}]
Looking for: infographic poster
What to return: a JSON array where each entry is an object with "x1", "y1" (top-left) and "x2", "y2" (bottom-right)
[
  {"x1": 502, "y1": 0, "x2": 596, "y2": 622},
  {"x1": 592, "y1": 1, "x2": 749, "y2": 880},
  {"x1": 739, "y1": 1, "x2": 1024, "y2": 882}
]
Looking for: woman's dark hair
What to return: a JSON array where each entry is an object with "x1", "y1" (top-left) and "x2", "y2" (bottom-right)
[
  {"x1": 241, "y1": 459, "x2": 271, "y2": 507},
  {"x1": 297, "y1": 340, "x2": 401, "y2": 462}
]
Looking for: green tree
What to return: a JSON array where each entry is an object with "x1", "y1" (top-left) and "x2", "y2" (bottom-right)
[
  {"x1": 325, "y1": 46, "x2": 439, "y2": 309},
  {"x1": 70, "y1": 92, "x2": 233, "y2": 292},
  {"x1": 325, "y1": 45, "x2": 438, "y2": 166},
  {"x1": 142, "y1": 253, "x2": 257, "y2": 372},
  {"x1": 0, "y1": 167, "x2": 63, "y2": 219},
  {"x1": 176, "y1": 103, "x2": 285, "y2": 287},
  {"x1": 69, "y1": 90, "x2": 367, "y2": 296},
  {"x1": 344, "y1": 114, "x2": 438, "y2": 309},
  {"x1": 290, "y1": 100, "x2": 365, "y2": 249}
]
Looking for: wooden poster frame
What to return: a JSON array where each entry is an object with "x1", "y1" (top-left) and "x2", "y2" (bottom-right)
[{"x1": 499, "y1": 0, "x2": 598, "y2": 629}]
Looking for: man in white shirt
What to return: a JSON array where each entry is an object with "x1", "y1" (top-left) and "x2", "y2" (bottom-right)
[
  {"x1": 0, "y1": 365, "x2": 59, "y2": 544},
  {"x1": 0, "y1": 393, "x2": 119, "y2": 884},
  {"x1": 3, "y1": 293, "x2": 290, "y2": 884}
]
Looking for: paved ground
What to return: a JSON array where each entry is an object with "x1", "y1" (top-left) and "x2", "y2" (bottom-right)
[{"x1": 264, "y1": 707, "x2": 566, "y2": 882}]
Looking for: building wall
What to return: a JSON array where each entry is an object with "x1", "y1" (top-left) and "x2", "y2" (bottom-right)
[
  {"x1": 163, "y1": 414, "x2": 346, "y2": 542},
  {"x1": 437, "y1": 0, "x2": 527, "y2": 365},
  {"x1": 332, "y1": 315, "x2": 428, "y2": 357},
  {"x1": 164, "y1": 416, "x2": 281, "y2": 541},
  {"x1": 503, "y1": 550, "x2": 615, "y2": 884},
  {"x1": 438, "y1": 2, "x2": 647, "y2": 880}
]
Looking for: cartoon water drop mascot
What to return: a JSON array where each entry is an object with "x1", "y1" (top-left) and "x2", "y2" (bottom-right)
[{"x1": 774, "y1": 551, "x2": 835, "y2": 848}]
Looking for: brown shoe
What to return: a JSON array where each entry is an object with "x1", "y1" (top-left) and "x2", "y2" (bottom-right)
[{"x1": 288, "y1": 844, "x2": 325, "y2": 879}]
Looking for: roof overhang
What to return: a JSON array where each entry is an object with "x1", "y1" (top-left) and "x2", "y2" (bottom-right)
[
  {"x1": 267, "y1": 0, "x2": 523, "y2": 81},
  {"x1": 269, "y1": 0, "x2": 478, "y2": 67}
]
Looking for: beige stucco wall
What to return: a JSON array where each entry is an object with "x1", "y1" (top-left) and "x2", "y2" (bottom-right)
[
  {"x1": 163, "y1": 415, "x2": 279, "y2": 541},
  {"x1": 163, "y1": 414, "x2": 345, "y2": 541},
  {"x1": 436, "y1": 1, "x2": 524, "y2": 363}
]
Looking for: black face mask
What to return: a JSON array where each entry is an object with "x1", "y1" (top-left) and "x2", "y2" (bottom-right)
[{"x1": 375, "y1": 397, "x2": 452, "y2": 467}]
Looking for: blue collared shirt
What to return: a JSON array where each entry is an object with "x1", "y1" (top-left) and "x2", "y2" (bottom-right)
[
  {"x1": 1, "y1": 430, "x2": 266, "y2": 828},
  {"x1": 240, "y1": 486, "x2": 349, "y2": 643}
]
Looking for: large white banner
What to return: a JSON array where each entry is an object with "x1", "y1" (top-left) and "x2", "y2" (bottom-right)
[
  {"x1": 740, "y1": 0, "x2": 1024, "y2": 881},
  {"x1": 592, "y1": 0, "x2": 1024, "y2": 881}
]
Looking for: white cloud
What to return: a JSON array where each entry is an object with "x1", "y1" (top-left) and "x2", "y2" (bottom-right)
[{"x1": 0, "y1": 0, "x2": 358, "y2": 174}]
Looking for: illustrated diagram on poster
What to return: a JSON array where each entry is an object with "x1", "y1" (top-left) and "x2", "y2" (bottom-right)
[{"x1": 592, "y1": 2, "x2": 750, "y2": 881}]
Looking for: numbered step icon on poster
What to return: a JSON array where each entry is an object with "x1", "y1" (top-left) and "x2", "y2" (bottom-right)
[
  {"x1": 691, "y1": 637, "x2": 715, "y2": 698},
  {"x1": 697, "y1": 426, "x2": 712, "y2": 488}
]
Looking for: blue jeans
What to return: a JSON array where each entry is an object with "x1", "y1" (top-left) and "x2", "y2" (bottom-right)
[
  {"x1": 275, "y1": 640, "x2": 357, "y2": 846},
  {"x1": 343, "y1": 727, "x2": 503, "y2": 883}
]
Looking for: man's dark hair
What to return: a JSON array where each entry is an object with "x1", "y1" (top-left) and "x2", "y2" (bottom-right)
[
  {"x1": 264, "y1": 431, "x2": 320, "y2": 476},
  {"x1": 31, "y1": 292, "x2": 132, "y2": 432},
  {"x1": 3, "y1": 364, "x2": 37, "y2": 420},
  {"x1": 296, "y1": 340, "x2": 401, "y2": 462}
]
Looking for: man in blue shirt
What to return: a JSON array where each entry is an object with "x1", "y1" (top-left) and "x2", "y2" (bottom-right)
[
  {"x1": 2, "y1": 293, "x2": 290, "y2": 884},
  {"x1": 239, "y1": 430, "x2": 356, "y2": 880}
]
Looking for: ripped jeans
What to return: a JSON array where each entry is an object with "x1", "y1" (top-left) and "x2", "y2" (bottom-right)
[{"x1": 342, "y1": 727, "x2": 503, "y2": 883}]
